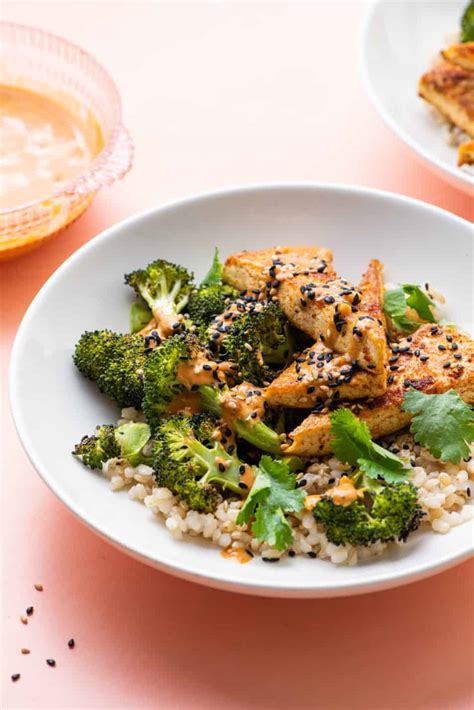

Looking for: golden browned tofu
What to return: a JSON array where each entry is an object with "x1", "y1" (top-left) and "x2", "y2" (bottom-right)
[
  {"x1": 442, "y1": 42, "x2": 474, "y2": 72},
  {"x1": 265, "y1": 342, "x2": 387, "y2": 408},
  {"x1": 285, "y1": 325, "x2": 474, "y2": 457},
  {"x1": 277, "y1": 274, "x2": 388, "y2": 373},
  {"x1": 358, "y1": 259, "x2": 387, "y2": 330},
  {"x1": 458, "y1": 139, "x2": 474, "y2": 165},
  {"x1": 418, "y1": 59, "x2": 474, "y2": 138},
  {"x1": 223, "y1": 246, "x2": 334, "y2": 292}
]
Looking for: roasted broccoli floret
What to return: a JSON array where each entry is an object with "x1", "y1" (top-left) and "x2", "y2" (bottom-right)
[
  {"x1": 143, "y1": 331, "x2": 221, "y2": 431},
  {"x1": 199, "y1": 384, "x2": 282, "y2": 455},
  {"x1": 313, "y1": 473, "x2": 424, "y2": 547},
  {"x1": 461, "y1": 1, "x2": 474, "y2": 42},
  {"x1": 73, "y1": 330, "x2": 146, "y2": 408},
  {"x1": 187, "y1": 282, "x2": 237, "y2": 328},
  {"x1": 73, "y1": 422, "x2": 152, "y2": 470},
  {"x1": 153, "y1": 413, "x2": 245, "y2": 512},
  {"x1": 73, "y1": 425, "x2": 120, "y2": 469},
  {"x1": 125, "y1": 259, "x2": 194, "y2": 337},
  {"x1": 211, "y1": 301, "x2": 293, "y2": 385}
]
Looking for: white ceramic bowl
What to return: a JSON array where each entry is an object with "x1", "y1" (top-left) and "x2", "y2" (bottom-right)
[
  {"x1": 10, "y1": 184, "x2": 474, "y2": 598},
  {"x1": 361, "y1": 0, "x2": 474, "y2": 194}
]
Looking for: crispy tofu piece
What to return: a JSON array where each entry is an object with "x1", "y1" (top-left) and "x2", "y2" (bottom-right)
[
  {"x1": 442, "y1": 42, "x2": 474, "y2": 72},
  {"x1": 265, "y1": 342, "x2": 387, "y2": 408},
  {"x1": 223, "y1": 246, "x2": 334, "y2": 292},
  {"x1": 285, "y1": 325, "x2": 474, "y2": 457},
  {"x1": 418, "y1": 59, "x2": 474, "y2": 138},
  {"x1": 358, "y1": 259, "x2": 387, "y2": 330},
  {"x1": 277, "y1": 274, "x2": 388, "y2": 373},
  {"x1": 458, "y1": 139, "x2": 474, "y2": 165},
  {"x1": 266, "y1": 259, "x2": 389, "y2": 406}
]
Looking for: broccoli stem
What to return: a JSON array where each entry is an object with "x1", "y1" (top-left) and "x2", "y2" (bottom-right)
[
  {"x1": 198, "y1": 385, "x2": 281, "y2": 455},
  {"x1": 186, "y1": 437, "x2": 242, "y2": 493},
  {"x1": 234, "y1": 419, "x2": 282, "y2": 456}
]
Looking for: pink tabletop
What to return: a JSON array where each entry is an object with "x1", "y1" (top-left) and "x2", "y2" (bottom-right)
[{"x1": 2, "y1": 2, "x2": 473, "y2": 708}]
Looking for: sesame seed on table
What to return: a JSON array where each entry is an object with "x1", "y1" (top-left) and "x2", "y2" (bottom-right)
[{"x1": 1, "y1": 1, "x2": 473, "y2": 709}]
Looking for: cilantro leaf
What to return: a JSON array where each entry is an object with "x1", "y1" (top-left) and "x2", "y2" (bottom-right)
[
  {"x1": 402, "y1": 389, "x2": 474, "y2": 463},
  {"x1": 236, "y1": 456, "x2": 305, "y2": 550},
  {"x1": 130, "y1": 299, "x2": 152, "y2": 333},
  {"x1": 384, "y1": 284, "x2": 436, "y2": 333},
  {"x1": 461, "y1": 1, "x2": 474, "y2": 42},
  {"x1": 201, "y1": 247, "x2": 223, "y2": 286},
  {"x1": 329, "y1": 409, "x2": 408, "y2": 484}
]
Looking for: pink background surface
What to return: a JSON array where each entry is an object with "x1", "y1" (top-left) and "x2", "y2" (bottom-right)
[{"x1": 1, "y1": 2, "x2": 473, "y2": 708}]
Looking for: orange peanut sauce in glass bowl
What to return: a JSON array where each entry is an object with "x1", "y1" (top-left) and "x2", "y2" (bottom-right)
[
  {"x1": 0, "y1": 85, "x2": 103, "y2": 210},
  {"x1": 0, "y1": 23, "x2": 133, "y2": 259}
]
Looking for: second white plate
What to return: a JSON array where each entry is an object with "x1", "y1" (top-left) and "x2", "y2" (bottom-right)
[{"x1": 361, "y1": 0, "x2": 474, "y2": 193}]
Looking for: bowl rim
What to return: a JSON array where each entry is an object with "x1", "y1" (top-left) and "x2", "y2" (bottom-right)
[
  {"x1": 9, "y1": 182, "x2": 474, "y2": 597},
  {"x1": 359, "y1": 0, "x2": 474, "y2": 191},
  {"x1": 0, "y1": 20, "x2": 133, "y2": 216}
]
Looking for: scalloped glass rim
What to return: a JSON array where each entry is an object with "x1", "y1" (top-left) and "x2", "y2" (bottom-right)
[{"x1": 0, "y1": 22, "x2": 133, "y2": 253}]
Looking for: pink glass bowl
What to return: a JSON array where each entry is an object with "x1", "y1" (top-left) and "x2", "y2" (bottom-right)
[{"x1": 0, "y1": 22, "x2": 133, "y2": 258}]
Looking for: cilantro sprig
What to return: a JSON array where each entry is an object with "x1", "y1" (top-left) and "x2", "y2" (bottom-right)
[
  {"x1": 461, "y1": 1, "x2": 474, "y2": 42},
  {"x1": 402, "y1": 389, "x2": 474, "y2": 464},
  {"x1": 329, "y1": 409, "x2": 408, "y2": 483},
  {"x1": 384, "y1": 284, "x2": 436, "y2": 333},
  {"x1": 201, "y1": 247, "x2": 223, "y2": 286},
  {"x1": 236, "y1": 457, "x2": 305, "y2": 550}
]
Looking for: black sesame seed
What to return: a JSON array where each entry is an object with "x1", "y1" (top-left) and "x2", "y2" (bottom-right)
[
  {"x1": 390, "y1": 365, "x2": 399, "y2": 372},
  {"x1": 26, "y1": 607, "x2": 33, "y2": 616},
  {"x1": 454, "y1": 353, "x2": 462, "y2": 360},
  {"x1": 388, "y1": 375, "x2": 395, "y2": 384},
  {"x1": 227, "y1": 445, "x2": 235, "y2": 454},
  {"x1": 307, "y1": 551, "x2": 317, "y2": 559},
  {"x1": 467, "y1": 487, "x2": 471, "y2": 498},
  {"x1": 297, "y1": 479, "x2": 307, "y2": 487},
  {"x1": 11, "y1": 674, "x2": 20, "y2": 682},
  {"x1": 218, "y1": 463, "x2": 226, "y2": 473},
  {"x1": 438, "y1": 344, "x2": 446, "y2": 351},
  {"x1": 46, "y1": 659, "x2": 56, "y2": 667},
  {"x1": 420, "y1": 355, "x2": 429, "y2": 362},
  {"x1": 300, "y1": 298, "x2": 307, "y2": 307},
  {"x1": 68, "y1": 638, "x2": 75, "y2": 649},
  {"x1": 446, "y1": 334, "x2": 453, "y2": 342},
  {"x1": 238, "y1": 481, "x2": 248, "y2": 490},
  {"x1": 239, "y1": 465, "x2": 246, "y2": 475},
  {"x1": 324, "y1": 295, "x2": 335, "y2": 304},
  {"x1": 262, "y1": 557, "x2": 280, "y2": 563},
  {"x1": 451, "y1": 342, "x2": 458, "y2": 351},
  {"x1": 414, "y1": 349, "x2": 420, "y2": 357},
  {"x1": 288, "y1": 550, "x2": 296, "y2": 558},
  {"x1": 442, "y1": 362, "x2": 451, "y2": 369},
  {"x1": 306, "y1": 385, "x2": 316, "y2": 394}
]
